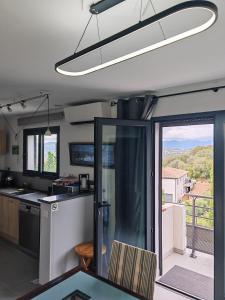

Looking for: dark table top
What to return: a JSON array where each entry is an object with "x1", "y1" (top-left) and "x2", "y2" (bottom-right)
[{"x1": 17, "y1": 267, "x2": 143, "y2": 300}]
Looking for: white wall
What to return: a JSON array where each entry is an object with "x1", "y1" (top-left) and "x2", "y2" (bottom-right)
[
  {"x1": 3, "y1": 87, "x2": 225, "y2": 177},
  {"x1": 176, "y1": 175, "x2": 187, "y2": 202},
  {"x1": 162, "y1": 204, "x2": 174, "y2": 258},
  {"x1": 2, "y1": 102, "x2": 116, "y2": 179},
  {"x1": 3, "y1": 116, "x2": 95, "y2": 178},
  {"x1": 173, "y1": 205, "x2": 187, "y2": 254},
  {"x1": 162, "y1": 178, "x2": 176, "y2": 202},
  {"x1": 162, "y1": 203, "x2": 186, "y2": 259}
]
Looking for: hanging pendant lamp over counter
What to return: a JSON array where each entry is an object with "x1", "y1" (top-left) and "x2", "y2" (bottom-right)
[
  {"x1": 55, "y1": 0, "x2": 218, "y2": 77},
  {"x1": 45, "y1": 94, "x2": 52, "y2": 136}
]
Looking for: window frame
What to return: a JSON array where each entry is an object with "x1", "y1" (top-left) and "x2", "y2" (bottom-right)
[{"x1": 23, "y1": 126, "x2": 60, "y2": 179}]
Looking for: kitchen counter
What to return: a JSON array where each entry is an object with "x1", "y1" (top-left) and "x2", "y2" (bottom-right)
[
  {"x1": 0, "y1": 188, "x2": 93, "y2": 206},
  {"x1": 38, "y1": 191, "x2": 94, "y2": 204},
  {"x1": 39, "y1": 193, "x2": 94, "y2": 284},
  {"x1": 0, "y1": 188, "x2": 47, "y2": 206}
]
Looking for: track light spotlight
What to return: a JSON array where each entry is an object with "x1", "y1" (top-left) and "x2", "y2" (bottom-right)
[
  {"x1": 7, "y1": 105, "x2": 12, "y2": 112},
  {"x1": 20, "y1": 100, "x2": 26, "y2": 109}
]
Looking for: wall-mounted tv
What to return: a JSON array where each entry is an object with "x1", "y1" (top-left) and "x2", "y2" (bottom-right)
[{"x1": 69, "y1": 143, "x2": 114, "y2": 168}]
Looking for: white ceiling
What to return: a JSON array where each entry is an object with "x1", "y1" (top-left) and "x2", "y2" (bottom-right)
[{"x1": 0, "y1": 0, "x2": 224, "y2": 115}]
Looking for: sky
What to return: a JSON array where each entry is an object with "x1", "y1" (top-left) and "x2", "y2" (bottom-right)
[
  {"x1": 163, "y1": 124, "x2": 213, "y2": 141},
  {"x1": 44, "y1": 134, "x2": 57, "y2": 143}
]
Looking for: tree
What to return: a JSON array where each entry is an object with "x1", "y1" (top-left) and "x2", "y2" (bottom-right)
[
  {"x1": 44, "y1": 152, "x2": 56, "y2": 172},
  {"x1": 164, "y1": 145, "x2": 214, "y2": 229},
  {"x1": 163, "y1": 145, "x2": 213, "y2": 181},
  {"x1": 162, "y1": 189, "x2": 166, "y2": 205},
  {"x1": 210, "y1": 161, "x2": 214, "y2": 195}
]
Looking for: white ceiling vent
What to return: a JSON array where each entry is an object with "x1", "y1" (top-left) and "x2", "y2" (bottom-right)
[{"x1": 64, "y1": 101, "x2": 111, "y2": 124}]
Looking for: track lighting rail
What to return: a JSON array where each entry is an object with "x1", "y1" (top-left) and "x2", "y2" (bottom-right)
[{"x1": 0, "y1": 93, "x2": 48, "y2": 111}]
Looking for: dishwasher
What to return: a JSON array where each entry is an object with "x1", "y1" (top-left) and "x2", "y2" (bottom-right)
[{"x1": 19, "y1": 202, "x2": 40, "y2": 258}]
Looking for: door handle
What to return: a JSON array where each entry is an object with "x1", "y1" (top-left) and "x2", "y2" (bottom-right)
[
  {"x1": 98, "y1": 202, "x2": 111, "y2": 208},
  {"x1": 97, "y1": 202, "x2": 111, "y2": 216}
]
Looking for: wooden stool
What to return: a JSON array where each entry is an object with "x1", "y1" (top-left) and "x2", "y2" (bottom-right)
[{"x1": 75, "y1": 241, "x2": 106, "y2": 271}]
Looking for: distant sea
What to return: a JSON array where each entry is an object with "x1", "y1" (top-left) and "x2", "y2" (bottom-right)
[{"x1": 163, "y1": 139, "x2": 213, "y2": 150}]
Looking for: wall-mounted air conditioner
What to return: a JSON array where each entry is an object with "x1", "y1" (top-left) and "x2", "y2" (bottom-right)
[{"x1": 64, "y1": 102, "x2": 111, "y2": 125}]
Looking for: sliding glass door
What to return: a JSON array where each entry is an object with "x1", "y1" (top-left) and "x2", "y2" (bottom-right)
[
  {"x1": 153, "y1": 111, "x2": 225, "y2": 300},
  {"x1": 214, "y1": 112, "x2": 225, "y2": 300},
  {"x1": 156, "y1": 119, "x2": 215, "y2": 300},
  {"x1": 94, "y1": 118, "x2": 153, "y2": 277}
]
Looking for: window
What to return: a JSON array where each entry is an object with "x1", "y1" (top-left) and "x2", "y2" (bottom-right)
[
  {"x1": 23, "y1": 127, "x2": 60, "y2": 178},
  {"x1": 27, "y1": 134, "x2": 39, "y2": 171},
  {"x1": 165, "y1": 193, "x2": 173, "y2": 203}
]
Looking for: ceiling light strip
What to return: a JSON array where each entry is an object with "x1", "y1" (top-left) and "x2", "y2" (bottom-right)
[{"x1": 55, "y1": 1, "x2": 217, "y2": 77}]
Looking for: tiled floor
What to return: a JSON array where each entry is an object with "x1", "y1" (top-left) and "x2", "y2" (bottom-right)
[
  {"x1": 155, "y1": 248, "x2": 214, "y2": 300},
  {"x1": 0, "y1": 238, "x2": 39, "y2": 300},
  {"x1": 163, "y1": 248, "x2": 214, "y2": 278},
  {"x1": 154, "y1": 284, "x2": 194, "y2": 300}
]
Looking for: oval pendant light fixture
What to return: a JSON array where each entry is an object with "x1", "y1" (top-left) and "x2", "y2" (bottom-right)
[{"x1": 55, "y1": 1, "x2": 217, "y2": 77}]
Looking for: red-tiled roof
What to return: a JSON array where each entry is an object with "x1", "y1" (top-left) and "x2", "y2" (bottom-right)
[
  {"x1": 191, "y1": 180, "x2": 211, "y2": 195},
  {"x1": 162, "y1": 167, "x2": 188, "y2": 179}
]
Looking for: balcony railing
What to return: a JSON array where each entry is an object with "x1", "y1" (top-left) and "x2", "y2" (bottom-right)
[{"x1": 182, "y1": 193, "x2": 214, "y2": 257}]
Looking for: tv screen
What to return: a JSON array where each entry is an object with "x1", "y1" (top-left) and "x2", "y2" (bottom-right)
[{"x1": 69, "y1": 143, "x2": 114, "y2": 168}]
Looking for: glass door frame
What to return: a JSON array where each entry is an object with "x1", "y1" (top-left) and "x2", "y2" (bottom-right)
[
  {"x1": 152, "y1": 110, "x2": 225, "y2": 300},
  {"x1": 94, "y1": 117, "x2": 154, "y2": 275}
]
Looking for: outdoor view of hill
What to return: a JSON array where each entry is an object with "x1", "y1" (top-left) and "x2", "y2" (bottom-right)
[
  {"x1": 163, "y1": 144, "x2": 214, "y2": 229},
  {"x1": 44, "y1": 141, "x2": 57, "y2": 173},
  {"x1": 163, "y1": 145, "x2": 213, "y2": 184}
]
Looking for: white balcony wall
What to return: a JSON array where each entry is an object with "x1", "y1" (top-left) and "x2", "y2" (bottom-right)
[
  {"x1": 162, "y1": 203, "x2": 186, "y2": 259},
  {"x1": 173, "y1": 204, "x2": 187, "y2": 254},
  {"x1": 162, "y1": 179, "x2": 176, "y2": 202}
]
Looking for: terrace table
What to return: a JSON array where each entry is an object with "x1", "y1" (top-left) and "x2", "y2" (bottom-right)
[{"x1": 18, "y1": 267, "x2": 143, "y2": 300}]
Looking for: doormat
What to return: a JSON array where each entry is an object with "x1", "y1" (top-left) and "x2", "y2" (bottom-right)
[{"x1": 158, "y1": 265, "x2": 213, "y2": 300}]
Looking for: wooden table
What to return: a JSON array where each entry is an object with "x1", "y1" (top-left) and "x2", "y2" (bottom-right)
[{"x1": 75, "y1": 241, "x2": 106, "y2": 271}]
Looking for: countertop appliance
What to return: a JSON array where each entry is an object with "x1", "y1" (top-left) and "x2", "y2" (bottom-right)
[
  {"x1": 19, "y1": 202, "x2": 40, "y2": 258},
  {"x1": 5, "y1": 175, "x2": 15, "y2": 187}
]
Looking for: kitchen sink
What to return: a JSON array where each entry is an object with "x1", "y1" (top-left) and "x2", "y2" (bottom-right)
[{"x1": 10, "y1": 190, "x2": 34, "y2": 196}]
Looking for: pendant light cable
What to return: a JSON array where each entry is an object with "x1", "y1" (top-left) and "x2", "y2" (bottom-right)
[
  {"x1": 96, "y1": 14, "x2": 103, "y2": 64},
  {"x1": 16, "y1": 95, "x2": 48, "y2": 138},
  {"x1": 0, "y1": 94, "x2": 48, "y2": 142},
  {"x1": 148, "y1": 0, "x2": 166, "y2": 40},
  {"x1": 45, "y1": 94, "x2": 52, "y2": 136},
  {"x1": 47, "y1": 94, "x2": 50, "y2": 127},
  {"x1": 139, "y1": 0, "x2": 143, "y2": 22},
  {"x1": 0, "y1": 111, "x2": 17, "y2": 136},
  {"x1": 74, "y1": 14, "x2": 93, "y2": 53}
]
